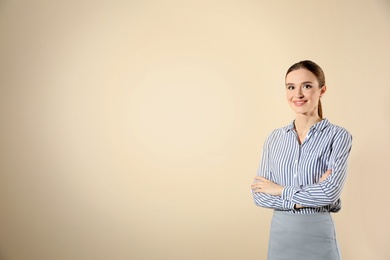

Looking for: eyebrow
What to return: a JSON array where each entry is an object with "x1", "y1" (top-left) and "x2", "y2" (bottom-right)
[{"x1": 285, "y1": 81, "x2": 315, "y2": 86}]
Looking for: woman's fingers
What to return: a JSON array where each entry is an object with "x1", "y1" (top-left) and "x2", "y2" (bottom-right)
[
  {"x1": 251, "y1": 178, "x2": 284, "y2": 196},
  {"x1": 251, "y1": 177, "x2": 265, "y2": 191},
  {"x1": 319, "y1": 169, "x2": 332, "y2": 182},
  {"x1": 254, "y1": 176, "x2": 267, "y2": 182}
]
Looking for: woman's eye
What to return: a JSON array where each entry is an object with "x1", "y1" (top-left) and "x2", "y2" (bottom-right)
[
  {"x1": 303, "y1": 84, "x2": 312, "y2": 89},
  {"x1": 287, "y1": 86, "x2": 294, "y2": 90}
]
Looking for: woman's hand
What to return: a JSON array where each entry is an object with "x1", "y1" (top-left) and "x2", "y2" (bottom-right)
[
  {"x1": 251, "y1": 176, "x2": 284, "y2": 196},
  {"x1": 319, "y1": 169, "x2": 332, "y2": 182}
]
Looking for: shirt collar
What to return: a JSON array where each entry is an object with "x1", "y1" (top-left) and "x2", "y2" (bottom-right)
[{"x1": 285, "y1": 118, "x2": 329, "y2": 132}]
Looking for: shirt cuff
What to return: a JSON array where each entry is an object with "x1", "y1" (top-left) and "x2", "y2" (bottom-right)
[
  {"x1": 282, "y1": 199, "x2": 295, "y2": 210},
  {"x1": 281, "y1": 186, "x2": 296, "y2": 210},
  {"x1": 282, "y1": 186, "x2": 295, "y2": 201}
]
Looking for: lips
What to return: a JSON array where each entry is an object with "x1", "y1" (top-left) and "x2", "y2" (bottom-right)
[{"x1": 293, "y1": 100, "x2": 307, "y2": 106}]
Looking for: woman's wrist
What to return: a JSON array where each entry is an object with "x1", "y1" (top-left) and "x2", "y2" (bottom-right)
[{"x1": 294, "y1": 204, "x2": 304, "y2": 209}]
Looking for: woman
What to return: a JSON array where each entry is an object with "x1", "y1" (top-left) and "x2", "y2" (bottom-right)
[{"x1": 251, "y1": 60, "x2": 352, "y2": 260}]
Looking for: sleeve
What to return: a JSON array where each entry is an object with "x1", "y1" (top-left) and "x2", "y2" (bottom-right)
[
  {"x1": 252, "y1": 134, "x2": 294, "y2": 210},
  {"x1": 281, "y1": 129, "x2": 352, "y2": 209}
]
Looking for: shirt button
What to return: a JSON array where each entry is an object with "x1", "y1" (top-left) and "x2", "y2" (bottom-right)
[
  {"x1": 294, "y1": 174, "x2": 297, "y2": 178},
  {"x1": 295, "y1": 160, "x2": 298, "y2": 164}
]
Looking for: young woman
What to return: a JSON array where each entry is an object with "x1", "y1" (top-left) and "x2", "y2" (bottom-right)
[{"x1": 251, "y1": 60, "x2": 352, "y2": 260}]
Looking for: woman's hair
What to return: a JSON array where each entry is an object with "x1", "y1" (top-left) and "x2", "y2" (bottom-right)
[{"x1": 285, "y1": 60, "x2": 326, "y2": 119}]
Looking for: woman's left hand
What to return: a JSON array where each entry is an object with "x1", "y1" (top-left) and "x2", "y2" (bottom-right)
[{"x1": 251, "y1": 176, "x2": 284, "y2": 196}]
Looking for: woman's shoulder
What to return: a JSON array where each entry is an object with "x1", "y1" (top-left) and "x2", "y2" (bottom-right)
[
  {"x1": 264, "y1": 123, "x2": 293, "y2": 143},
  {"x1": 325, "y1": 120, "x2": 352, "y2": 136},
  {"x1": 323, "y1": 120, "x2": 353, "y2": 142},
  {"x1": 269, "y1": 120, "x2": 295, "y2": 135}
]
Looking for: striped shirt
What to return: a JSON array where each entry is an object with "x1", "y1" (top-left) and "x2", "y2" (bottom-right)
[{"x1": 252, "y1": 118, "x2": 352, "y2": 214}]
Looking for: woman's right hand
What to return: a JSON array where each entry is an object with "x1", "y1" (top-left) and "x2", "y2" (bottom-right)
[{"x1": 319, "y1": 169, "x2": 332, "y2": 183}]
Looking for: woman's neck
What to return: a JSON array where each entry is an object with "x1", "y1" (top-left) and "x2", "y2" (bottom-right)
[{"x1": 294, "y1": 115, "x2": 322, "y2": 134}]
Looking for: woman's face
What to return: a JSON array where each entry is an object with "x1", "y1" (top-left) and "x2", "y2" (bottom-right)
[{"x1": 285, "y1": 68, "x2": 326, "y2": 117}]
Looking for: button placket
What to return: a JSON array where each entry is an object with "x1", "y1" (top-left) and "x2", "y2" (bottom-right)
[{"x1": 294, "y1": 145, "x2": 300, "y2": 184}]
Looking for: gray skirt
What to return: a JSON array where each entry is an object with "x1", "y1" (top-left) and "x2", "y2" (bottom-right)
[{"x1": 268, "y1": 211, "x2": 341, "y2": 260}]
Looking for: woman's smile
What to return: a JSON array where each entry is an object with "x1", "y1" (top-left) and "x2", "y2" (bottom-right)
[{"x1": 293, "y1": 100, "x2": 307, "y2": 106}]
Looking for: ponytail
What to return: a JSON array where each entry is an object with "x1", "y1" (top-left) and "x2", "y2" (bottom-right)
[{"x1": 318, "y1": 99, "x2": 323, "y2": 119}]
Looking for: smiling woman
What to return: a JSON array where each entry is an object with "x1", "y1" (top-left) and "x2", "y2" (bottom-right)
[{"x1": 251, "y1": 60, "x2": 352, "y2": 260}]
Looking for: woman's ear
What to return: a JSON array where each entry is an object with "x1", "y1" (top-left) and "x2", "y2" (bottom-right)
[{"x1": 320, "y1": 85, "x2": 327, "y2": 96}]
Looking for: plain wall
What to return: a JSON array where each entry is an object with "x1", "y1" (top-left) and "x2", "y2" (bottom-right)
[{"x1": 0, "y1": 0, "x2": 389, "y2": 259}]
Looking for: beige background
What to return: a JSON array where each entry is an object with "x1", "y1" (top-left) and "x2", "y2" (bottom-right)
[{"x1": 0, "y1": 0, "x2": 389, "y2": 259}]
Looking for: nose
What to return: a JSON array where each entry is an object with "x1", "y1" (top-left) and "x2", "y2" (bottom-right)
[{"x1": 295, "y1": 88, "x2": 303, "y2": 98}]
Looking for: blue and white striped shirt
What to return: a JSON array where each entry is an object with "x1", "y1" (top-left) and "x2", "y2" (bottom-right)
[{"x1": 252, "y1": 118, "x2": 352, "y2": 214}]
